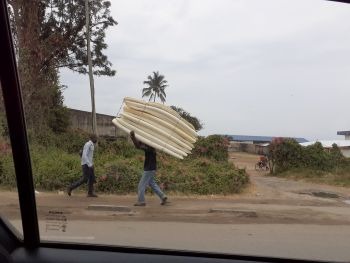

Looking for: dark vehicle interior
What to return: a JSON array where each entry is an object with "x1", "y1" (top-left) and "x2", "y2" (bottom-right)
[{"x1": 0, "y1": 0, "x2": 348, "y2": 262}]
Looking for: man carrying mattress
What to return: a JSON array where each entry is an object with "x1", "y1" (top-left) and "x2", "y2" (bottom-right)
[{"x1": 130, "y1": 131, "x2": 168, "y2": 206}]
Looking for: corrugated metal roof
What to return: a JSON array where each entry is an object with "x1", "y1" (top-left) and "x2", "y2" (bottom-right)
[
  {"x1": 226, "y1": 135, "x2": 308, "y2": 143},
  {"x1": 300, "y1": 140, "x2": 350, "y2": 148},
  {"x1": 337, "y1": 131, "x2": 350, "y2": 135}
]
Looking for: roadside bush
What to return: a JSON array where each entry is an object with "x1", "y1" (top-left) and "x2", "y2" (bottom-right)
[
  {"x1": 48, "y1": 106, "x2": 70, "y2": 133},
  {"x1": 29, "y1": 145, "x2": 81, "y2": 190},
  {"x1": 157, "y1": 154, "x2": 248, "y2": 194},
  {"x1": 269, "y1": 138, "x2": 349, "y2": 176},
  {"x1": 95, "y1": 159, "x2": 142, "y2": 193},
  {"x1": 97, "y1": 139, "x2": 137, "y2": 158},
  {"x1": 0, "y1": 136, "x2": 15, "y2": 188},
  {"x1": 0, "y1": 112, "x2": 8, "y2": 137},
  {"x1": 269, "y1": 139, "x2": 304, "y2": 172},
  {"x1": 0, "y1": 131, "x2": 249, "y2": 194},
  {"x1": 192, "y1": 135, "x2": 229, "y2": 161},
  {"x1": 303, "y1": 142, "x2": 332, "y2": 170},
  {"x1": 0, "y1": 153, "x2": 16, "y2": 187}
]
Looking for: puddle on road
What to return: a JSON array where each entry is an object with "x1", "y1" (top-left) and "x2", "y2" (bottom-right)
[
  {"x1": 311, "y1": 192, "x2": 340, "y2": 199},
  {"x1": 209, "y1": 209, "x2": 258, "y2": 218},
  {"x1": 298, "y1": 191, "x2": 340, "y2": 199}
]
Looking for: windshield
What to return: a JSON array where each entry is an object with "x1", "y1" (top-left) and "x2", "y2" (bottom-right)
[{"x1": 2, "y1": 0, "x2": 350, "y2": 262}]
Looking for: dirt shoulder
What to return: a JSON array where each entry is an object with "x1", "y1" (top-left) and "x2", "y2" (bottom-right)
[
  {"x1": 230, "y1": 152, "x2": 350, "y2": 200},
  {"x1": 1, "y1": 152, "x2": 350, "y2": 225}
]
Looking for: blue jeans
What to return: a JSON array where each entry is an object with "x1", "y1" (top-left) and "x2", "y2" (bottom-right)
[{"x1": 137, "y1": 170, "x2": 165, "y2": 203}]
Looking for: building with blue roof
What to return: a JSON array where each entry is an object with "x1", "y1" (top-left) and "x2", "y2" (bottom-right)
[{"x1": 225, "y1": 135, "x2": 308, "y2": 144}]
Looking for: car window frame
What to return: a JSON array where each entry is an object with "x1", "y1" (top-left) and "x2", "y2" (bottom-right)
[
  {"x1": 0, "y1": 0, "x2": 348, "y2": 262},
  {"x1": 0, "y1": 0, "x2": 39, "y2": 249}
]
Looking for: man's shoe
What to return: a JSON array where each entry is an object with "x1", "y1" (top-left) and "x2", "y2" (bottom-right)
[
  {"x1": 160, "y1": 196, "x2": 168, "y2": 205},
  {"x1": 134, "y1": 202, "x2": 146, "y2": 206},
  {"x1": 87, "y1": 193, "x2": 98, "y2": 197},
  {"x1": 67, "y1": 187, "x2": 72, "y2": 196}
]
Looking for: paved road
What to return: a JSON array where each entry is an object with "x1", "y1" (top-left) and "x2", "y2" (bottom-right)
[{"x1": 10, "y1": 220, "x2": 350, "y2": 262}]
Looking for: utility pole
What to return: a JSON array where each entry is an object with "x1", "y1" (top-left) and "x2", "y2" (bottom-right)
[{"x1": 85, "y1": 0, "x2": 97, "y2": 136}]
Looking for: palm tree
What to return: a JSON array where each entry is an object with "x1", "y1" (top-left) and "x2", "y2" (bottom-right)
[{"x1": 142, "y1": 71, "x2": 168, "y2": 103}]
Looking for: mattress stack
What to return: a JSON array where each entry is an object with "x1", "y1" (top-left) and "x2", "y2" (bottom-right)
[{"x1": 112, "y1": 97, "x2": 198, "y2": 159}]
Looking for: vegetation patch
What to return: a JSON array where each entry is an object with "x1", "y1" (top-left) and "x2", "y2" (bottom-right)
[
  {"x1": 268, "y1": 138, "x2": 350, "y2": 186},
  {"x1": 0, "y1": 132, "x2": 249, "y2": 194}
]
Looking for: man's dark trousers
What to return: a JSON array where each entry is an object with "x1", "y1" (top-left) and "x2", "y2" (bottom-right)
[{"x1": 70, "y1": 164, "x2": 95, "y2": 194}]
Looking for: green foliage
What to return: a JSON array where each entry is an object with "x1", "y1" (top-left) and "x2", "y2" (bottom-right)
[
  {"x1": 28, "y1": 129, "x2": 88, "y2": 153},
  {"x1": 95, "y1": 159, "x2": 142, "y2": 193},
  {"x1": 171, "y1": 106, "x2": 203, "y2": 131},
  {"x1": 0, "y1": 132, "x2": 248, "y2": 194},
  {"x1": 0, "y1": 112, "x2": 8, "y2": 137},
  {"x1": 269, "y1": 138, "x2": 348, "y2": 174},
  {"x1": 0, "y1": 152, "x2": 16, "y2": 187},
  {"x1": 268, "y1": 139, "x2": 304, "y2": 172},
  {"x1": 48, "y1": 86, "x2": 70, "y2": 133},
  {"x1": 8, "y1": 0, "x2": 117, "y2": 131},
  {"x1": 157, "y1": 156, "x2": 248, "y2": 194},
  {"x1": 142, "y1": 71, "x2": 168, "y2": 103},
  {"x1": 48, "y1": 106, "x2": 70, "y2": 133},
  {"x1": 192, "y1": 135, "x2": 229, "y2": 161},
  {"x1": 9, "y1": 0, "x2": 117, "y2": 76},
  {"x1": 97, "y1": 139, "x2": 137, "y2": 158},
  {"x1": 30, "y1": 145, "x2": 81, "y2": 190}
]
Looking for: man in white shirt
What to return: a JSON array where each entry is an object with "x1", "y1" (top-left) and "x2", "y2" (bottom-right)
[{"x1": 67, "y1": 134, "x2": 98, "y2": 197}]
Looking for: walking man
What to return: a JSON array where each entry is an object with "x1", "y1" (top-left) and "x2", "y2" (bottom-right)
[
  {"x1": 67, "y1": 134, "x2": 98, "y2": 197},
  {"x1": 130, "y1": 131, "x2": 168, "y2": 206}
]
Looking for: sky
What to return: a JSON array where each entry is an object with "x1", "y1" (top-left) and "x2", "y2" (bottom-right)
[{"x1": 61, "y1": 0, "x2": 350, "y2": 141}]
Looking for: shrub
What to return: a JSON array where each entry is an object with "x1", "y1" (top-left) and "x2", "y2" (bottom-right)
[
  {"x1": 0, "y1": 132, "x2": 249, "y2": 194},
  {"x1": 268, "y1": 139, "x2": 304, "y2": 173},
  {"x1": 29, "y1": 145, "x2": 81, "y2": 190},
  {"x1": 48, "y1": 106, "x2": 70, "y2": 133},
  {"x1": 95, "y1": 159, "x2": 141, "y2": 193},
  {"x1": 192, "y1": 135, "x2": 229, "y2": 161},
  {"x1": 0, "y1": 153, "x2": 16, "y2": 187},
  {"x1": 97, "y1": 139, "x2": 137, "y2": 158},
  {"x1": 157, "y1": 155, "x2": 248, "y2": 194},
  {"x1": 269, "y1": 138, "x2": 348, "y2": 175},
  {"x1": 303, "y1": 142, "x2": 332, "y2": 170}
]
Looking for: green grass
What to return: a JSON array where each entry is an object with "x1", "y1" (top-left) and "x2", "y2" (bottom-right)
[{"x1": 0, "y1": 134, "x2": 249, "y2": 194}]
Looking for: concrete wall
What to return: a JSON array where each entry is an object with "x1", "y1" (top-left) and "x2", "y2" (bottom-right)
[
  {"x1": 68, "y1": 108, "x2": 126, "y2": 137},
  {"x1": 341, "y1": 149, "x2": 350, "y2": 158}
]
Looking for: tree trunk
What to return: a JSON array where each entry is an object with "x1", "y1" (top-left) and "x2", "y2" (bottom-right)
[
  {"x1": 85, "y1": 0, "x2": 97, "y2": 136},
  {"x1": 11, "y1": 0, "x2": 50, "y2": 130}
]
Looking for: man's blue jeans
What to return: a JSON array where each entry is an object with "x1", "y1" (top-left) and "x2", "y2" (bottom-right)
[{"x1": 138, "y1": 170, "x2": 165, "y2": 203}]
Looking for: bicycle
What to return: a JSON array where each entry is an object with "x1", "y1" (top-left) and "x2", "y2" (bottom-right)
[{"x1": 255, "y1": 160, "x2": 269, "y2": 171}]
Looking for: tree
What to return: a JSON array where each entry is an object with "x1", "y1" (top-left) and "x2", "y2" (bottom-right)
[
  {"x1": 85, "y1": 0, "x2": 97, "y2": 135},
  {"x1": 267, "y1": 137, "x2": 284, "y2": 174},
  {"x1": 7, "y1": 0, "x2": 117, "y2": 130},
  {"x1": 170, "y1": 106, "x2": 203, "y2": 132},
  {"x1": 142, "y1": 71, "x2": 168, "y2": 103}
]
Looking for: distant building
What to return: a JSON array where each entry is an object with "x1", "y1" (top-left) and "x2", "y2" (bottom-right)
[
  {"x1": 337, "y1": 131, "x2": 350, "y2": 140},
  {"x1": 226, "y1": 134, "x2": 308, "y2": 155},
  {"x1": 226, "y1": 135, "x2": 308, "y2": 144}
]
